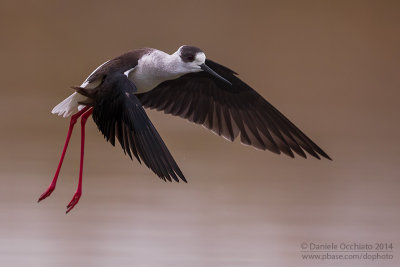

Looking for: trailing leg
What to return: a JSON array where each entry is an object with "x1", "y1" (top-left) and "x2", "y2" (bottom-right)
[
  {"x1": 38, "y1": 106, "x2": 90, "y2": 202},
  {"x1": 66, "y1": 108, "x2": 93, "y2": 213}
]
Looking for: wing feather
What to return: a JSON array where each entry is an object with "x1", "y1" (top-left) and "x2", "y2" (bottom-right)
[
  {"x1": 89, "y1": 72, "x2": 186, "y2": 182},
  {"x1": 137, "y1": 59, "x2": 330, "y2": 160}
]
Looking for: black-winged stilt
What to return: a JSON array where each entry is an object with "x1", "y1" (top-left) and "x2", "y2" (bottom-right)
[{"x1": 38, "y1": 45, "x2": 331, "y2": 213}]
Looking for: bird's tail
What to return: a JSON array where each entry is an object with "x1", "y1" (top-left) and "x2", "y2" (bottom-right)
[{"x1": 51, "y1": 92, "x2": 86, "y2": 118}]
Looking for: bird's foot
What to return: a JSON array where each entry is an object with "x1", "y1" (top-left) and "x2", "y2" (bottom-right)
[
  {"x1": 66, "y1": 191, "x2": 81, "y2": 214},
  {"x1": 38, "y1": 185, "x2": 55, "y2": 202}
]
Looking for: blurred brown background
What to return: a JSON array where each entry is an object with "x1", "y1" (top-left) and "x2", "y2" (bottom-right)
[{"x1": 0, "y1": 1, "x2": 399, "y2": 266}]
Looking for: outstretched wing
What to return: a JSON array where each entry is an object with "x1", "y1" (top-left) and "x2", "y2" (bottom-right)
[
  {"x1": 137, "y1": 59, "x2": 330, "y2": 160},
  {"x1": 87, "y1": 72, "x2": 186, "y2": 182}
]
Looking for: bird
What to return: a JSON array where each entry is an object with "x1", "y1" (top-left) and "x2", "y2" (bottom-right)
[{"x1": 38, "y1": 45, "x2": 331, "y2": 213}]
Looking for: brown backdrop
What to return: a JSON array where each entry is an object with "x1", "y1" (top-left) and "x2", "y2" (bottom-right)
[{"x1": 0, "y1": 1, "x2": 399, "y2": 266}]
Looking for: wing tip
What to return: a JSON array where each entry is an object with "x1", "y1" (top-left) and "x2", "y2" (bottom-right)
[
  {"x1": 180, "y1": 174, "x2": 188, "y2": 183},
  {"x1": 162, "y1": 172, "x2": 187, "y2": 183},
  {"x1": 320, "y1": 151, "x2": 332, "y2": 161},
  {"x1": 294, "y1": 149, "x2": 332, "y2": 161}
]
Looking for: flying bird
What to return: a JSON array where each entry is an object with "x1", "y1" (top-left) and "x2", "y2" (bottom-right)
[{"x1": 38, "y1": 45, "x2": 331, "y2": 213}]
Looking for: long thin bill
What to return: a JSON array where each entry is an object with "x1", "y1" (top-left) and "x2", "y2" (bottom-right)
[{"x1": 200, "y1": 64, "x2": 232, "y2": 85}]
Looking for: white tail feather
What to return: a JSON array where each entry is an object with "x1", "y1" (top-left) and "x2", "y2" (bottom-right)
[
  {"x1": 51, "y1": 92, "x2": 87, "y2": 118},
  {"x1": 52, "y1": 60, "x2": 109, "y2": 118}
]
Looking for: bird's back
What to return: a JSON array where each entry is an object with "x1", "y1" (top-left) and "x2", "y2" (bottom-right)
[{"x1": 52, "y1": 48, "x2": 155, "y2": 117}]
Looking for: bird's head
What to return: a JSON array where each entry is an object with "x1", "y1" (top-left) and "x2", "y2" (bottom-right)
[
  {"x1": 177, "y1": 45, "x2": 205, "y2": 71},
  {"x1": 175, "y1": 45, "x2": 232, "y2": 85}
]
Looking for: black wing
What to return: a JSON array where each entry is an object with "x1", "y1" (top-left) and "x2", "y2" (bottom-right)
[
  {"x1": 137, "y1": 59, "x2": 331, "y2": 160},
  {"x1": 87, "y1": 72, "x2": 186, "y2": 182}
]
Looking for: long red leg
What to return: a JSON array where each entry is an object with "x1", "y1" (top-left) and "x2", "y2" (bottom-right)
[
  {"x1": 38, "y1": 106, "x2": 91, "y2": 202},
  {"x1": 66, "y1": 107, "x2": 93, "y2": 213}
]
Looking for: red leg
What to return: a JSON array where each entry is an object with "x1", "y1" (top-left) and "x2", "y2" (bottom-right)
[
  {"x1": 38, "y1": 106, "x2": 91, "y2": 202},
  {"x1": 66, "y1": 107, "x2": 93, "y2": 213}
]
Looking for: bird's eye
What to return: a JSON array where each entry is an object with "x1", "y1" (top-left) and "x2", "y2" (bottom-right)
[{"x1": 187, "y1": 55, "x2": 195, "y2": 62}]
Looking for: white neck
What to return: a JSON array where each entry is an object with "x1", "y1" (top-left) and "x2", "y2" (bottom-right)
[{"x1": 128, "y1": 50, "x2": 188, "y2": 93}]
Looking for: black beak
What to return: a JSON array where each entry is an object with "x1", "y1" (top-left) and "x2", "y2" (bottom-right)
[{"x1": 200, "y1": 64, "x2": 232, "y2": 86}]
